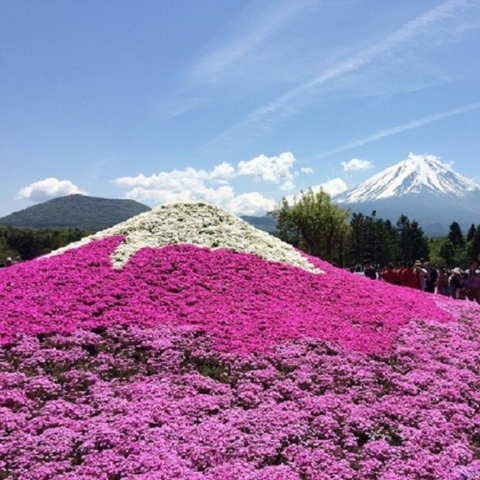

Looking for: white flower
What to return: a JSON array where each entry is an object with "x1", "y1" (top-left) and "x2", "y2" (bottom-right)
[{"x1": 46, "y1": 202, "x2": 323, "y2": 273}]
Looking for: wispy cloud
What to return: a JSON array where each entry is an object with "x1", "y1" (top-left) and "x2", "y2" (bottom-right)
[
  {"x1": 190, "y1": 0, "x2": 315, "y2": 84},
  {"x1": 316, "y1": 101, "x2": 480, "y2": 159},
  {"x1": 161, "y1": 96, "x2": 211, "y2": 118},
  {"x1": 257, "y1": 0, "x2": 468, "y2": 112},
  {"x1": 166, "y1": 1, "x2": 315, "y2": 118},
  {"x1": 205, "y1": 0, "x2": 473, "y2": 147}
]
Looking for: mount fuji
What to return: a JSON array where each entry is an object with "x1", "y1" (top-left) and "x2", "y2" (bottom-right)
[{"x1": 333, "y1": 153, "x2": 480, "y2": 236}]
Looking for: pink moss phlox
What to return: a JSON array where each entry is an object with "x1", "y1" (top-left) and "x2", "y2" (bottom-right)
[
  {"x1": 1, "y1": 318, "x2": 480, "y2": 478},
  {"x1": 0, "y1": 236, "x2": 467, "y2": 355}
]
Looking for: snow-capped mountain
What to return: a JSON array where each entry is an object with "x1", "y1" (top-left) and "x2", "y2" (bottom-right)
[
  {"x1": 333, "y1": 154, "x2": 480, "y2": 236},
  {"x1": 334, "y1": 153, "x2": 480, "y2": 204}
]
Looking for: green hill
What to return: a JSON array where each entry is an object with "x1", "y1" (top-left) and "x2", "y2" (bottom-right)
[{"x1": 0, "y1": 195, "x2": 151, "y2": 232}]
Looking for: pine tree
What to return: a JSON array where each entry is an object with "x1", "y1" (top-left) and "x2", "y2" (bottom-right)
[
  {"x1": 348, "y1": 213, "x2": 367, "y2": 266},
  {"x1": 467, "y1": 225, "x2": 480, "y2": 261},
  {"x1": 447, "y1": 222, "x2": 465, "y2": 249},
  {"x1": 439, "y1": 240, "x2": 455, "y2": 266},
  {"x1": 346, "y1": 213, "x2": 400, "y2": 267},
  {"x1": 467, "y1": 224, "x2": 477, "y2": 243},
  {"x1": 396, "y1": 215, "x2": 429, "y2": 261}
]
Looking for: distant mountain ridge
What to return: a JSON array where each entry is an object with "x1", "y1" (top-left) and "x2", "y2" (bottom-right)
[
  {"x1": 333, "y1": 153, "x2": 480, "y2": 235},
  {"x1": 0, "y1": 195, "x2": 151, "y2": 231},
  {"x1": 0, "y1": 195, "x2": 278, "y2": 235},
  {"x1": 240, "y1": 215, "x2": 277, "y2": 233}
]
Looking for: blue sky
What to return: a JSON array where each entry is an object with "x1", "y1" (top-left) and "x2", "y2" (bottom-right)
[{"x1": 1, "y1": 0, "x2": 480, "y2": 217}]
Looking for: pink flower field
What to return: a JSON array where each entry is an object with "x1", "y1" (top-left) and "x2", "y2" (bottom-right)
[{"x1": 1, "y1": 206, "x2": 480, "y2": 479}]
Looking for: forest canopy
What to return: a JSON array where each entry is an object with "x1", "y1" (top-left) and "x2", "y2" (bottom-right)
[{"x1": 0, "y1": 226, "x2": 90, "y2": 264}]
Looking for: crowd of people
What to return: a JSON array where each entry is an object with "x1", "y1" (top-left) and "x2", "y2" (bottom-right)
[{"x1": 352, "y1": 259, "x2": 480, "y2": 304}]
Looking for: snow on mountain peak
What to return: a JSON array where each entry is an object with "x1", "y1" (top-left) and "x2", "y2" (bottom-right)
[{"x1": 334, "y1": 153, "x2": 480, "y2": 203}]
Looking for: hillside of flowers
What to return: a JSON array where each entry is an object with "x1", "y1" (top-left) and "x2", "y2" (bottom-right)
[{"x1": 1, "y1": 203, "x2": 480, "y2": 479}]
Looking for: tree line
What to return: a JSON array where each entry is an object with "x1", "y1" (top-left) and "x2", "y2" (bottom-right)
[
  {"x1": 437, "y1": 222, "x2": 480, "y2": 267},
  {"x1": 0, "y1": 226, "x2": 89, "y2": 263},
  {"x1": 270, "y1": 189, "x2": 480, "y2": 268}
]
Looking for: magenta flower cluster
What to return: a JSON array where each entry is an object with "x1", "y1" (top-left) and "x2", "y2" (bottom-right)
[
  {"x1": 2, "y1": 317, "x2": 480, "y2": 479},
  {"x1": 0, "y1": 236, "x2": 457, "y2": 355},
  {"x1": 1, "y1": 237, "x2": 480, "y2": 479}
]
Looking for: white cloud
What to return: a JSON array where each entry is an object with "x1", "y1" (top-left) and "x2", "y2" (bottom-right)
[
  {"x1": 300, "y1": 167, "x2": 313, "y2": 174},
  {"x1": 120, "y1": 183, "x2": 235, "y2": 210},
  {"x1": 341, "y1": 158, "x2": 373, "y2": 171},
  {"x1": 236, "y1": 152, "x2": 296, "y2": 190},
  {"x1": 313, "y1": 178, "x2": 348, "y2": 196},
  {"x1": 122, "y1": 184, "x2": 275, "y2": 217},
  {"x1": 113, "y1": 152, "x2": 303, "y2": 216},
  {"x1": 122, "y1": 187, "x2": 206, "y2": 206},
  {"x1": 114, "y1": 163, "x2": 236, "y2": 188},
  {"x1": 204, "y1": 185, "x2": 236, "y2": 206},
  {"x1": 228, "y1": 192, "x2": 277, "y2": 216},
  {"x1": 283, "y1": 194, "x2": 297, "y2": 206},
  {"x1": 209, "y1": 162, "x2": 236, "y2": 182},
  {"x1": 114, "y1": 163, "x2": 236, "y2": 200},
  {"x1": 115, "y1": 168, "x2": 207, "y2": 190},
  {"x1": 17, "y1": 177, "x2": 87, "y2": 202},
  {"x1": 113, "y1": 152, "x2": 346, "y2": 215},
  {"x1": 283, "y1": 178, "x2": 348, "y2": 206}
]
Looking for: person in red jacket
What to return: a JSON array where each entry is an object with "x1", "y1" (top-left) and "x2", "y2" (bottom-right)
[
  {"x1": 382, "y1": 263, "x2": 397, "y2": 284},
  {"x1": 395, "y1": 262, "x2": 407, "y2": 286},
  {"x1": 400, "y1": 262, "x2": 418, "y2": 289}
]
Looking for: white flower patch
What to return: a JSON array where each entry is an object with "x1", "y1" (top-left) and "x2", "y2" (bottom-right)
[{"x1": 45, "y1": 202, "x2": 323, "y2": 273}]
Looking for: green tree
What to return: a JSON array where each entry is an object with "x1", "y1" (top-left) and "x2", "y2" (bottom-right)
[
  {"x1": 467, "y1": 224, "x2": 477, "y2": 243},
  {"x1": 447, "y1": 222, "x2": 465, "y2": 249},
  {"x1": 439, "y1": 239, "x2": 455, "y2": 266},
  {"x1": 467, "y1": 224, "x2": 480, "y2": 261},
  {"x1": 396, "y1": 215, "x2": 429, "y2": 261},
  {"x1": 409, "y1": 220, "x2": 429, "y2": 261},
  {"x1": 0, "y1": 226, "x2": 90, "y2": 262},
  {"x1": 372, "y1": 217, "x2": 402, "y2": 267},
  {"x1": 383, "y1": 219, "x2": 401, "y2": 264},
  {"x1": 397, "y1": 215, "x2": 413, "y2": 261},
  {"x1": 347, "y1": 213, "x2": 368, "y2": 266},
  {"x1": 6, "y1": 230, "x2": 42, "y2": 260},
  {"x1": 270, "y1": 188, "x2": 350, "y2": 264},
  {"x1": 346, "y1": 212, "x2": 400, "y2": 267},
  {"x1": 363, "y1": 212, "x2": 380, "y2": 264}
]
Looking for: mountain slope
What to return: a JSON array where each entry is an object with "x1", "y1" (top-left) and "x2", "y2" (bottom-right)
[
  {"x1": 0, "y1": 194, "x2": 151, "y2": 231},
  {"x1": 335, "y1": 153, "x2": 480, "y2": 203},
  {"x1": 240, "y1": 214, "x2": 277, "y2": 233},
  {"x1": 333, "y1": 153, "x2": 480, "y2": 235}
]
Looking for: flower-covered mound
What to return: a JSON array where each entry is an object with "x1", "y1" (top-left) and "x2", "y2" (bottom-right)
[
  {"x1": 0, "y1": 235, "x2": 467, "y2": 355},
  {"x1": 47, "y1": 202, "x2": 321, "y2": 273},
  {"x1": 2, "y1": 203, "x2": 480, "y2": 479}
]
